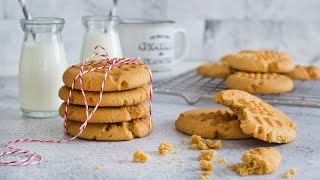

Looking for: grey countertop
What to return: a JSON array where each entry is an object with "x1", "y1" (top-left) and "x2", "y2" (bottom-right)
[{"x1": 0, "y1": 76, "x2": 320, "y2": 180}]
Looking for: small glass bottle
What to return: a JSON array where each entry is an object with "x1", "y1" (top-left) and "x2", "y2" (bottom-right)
[
  {"x1": 19, "y1": 17, "x2": 67, "y2": 118},
  {"x1": 80, "y1": 16, "x2": 123, "y2": 60}
]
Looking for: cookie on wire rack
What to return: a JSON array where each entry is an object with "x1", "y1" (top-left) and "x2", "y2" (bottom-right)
[
  {"x1": 286, "y1": 65, "x2": 320, "y2": 80},
  {"x1": 225, "y1": 72, "x2": 293, "y2": 94},
  {"x1": 223, "y1": 50, "x2": 294, "y2": 73},
  {"x1": 196, "y1": 61, "x2": 231, "y2": 78}
]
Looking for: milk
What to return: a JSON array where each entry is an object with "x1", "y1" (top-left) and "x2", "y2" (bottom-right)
[
  {"x1": 19, "y1": 42, "x2": 67, "y2": 112},
  {"x1": 80, "y1": 30, "x2": 123, "y2": 60}
]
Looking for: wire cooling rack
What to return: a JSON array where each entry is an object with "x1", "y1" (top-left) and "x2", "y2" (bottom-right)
[{"x1": 153, "y1": 69, "x2": 320, "y2": 108}]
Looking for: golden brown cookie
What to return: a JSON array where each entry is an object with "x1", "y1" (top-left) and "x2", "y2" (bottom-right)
[
  {"x1": 63, "y1": 59, "x2": 151, "y2": 92},
  {"x1": 175, "y1": 108, "x2": 251, "y2": 139},
  {"x1": 224, "y1": 50, "x2": 294, "y2": 73},
  {"x1": 58, "y1": 84, "x2": 150, "y2": 107},
  {"x1": 59, "y1": 102, "x2": 149, "y2": 123},
  {"x1": 196, "y1": 61, "x2": 231, "y2": 78},
  {"x1": 214, "y1": 90, "x2": 296, "y2": 143},
  {"x1": 225, "y1": 72, "x2": 294, "y2": 94},
  {"x1": 230, "y1": 147, "x2": 281, "y2": 176},
  {"x1": 286, "y1": 65, "x2": 320, "y2": 80},
  {"x1": 65, "y1": 115, "x2": 152, "y2": 141}
]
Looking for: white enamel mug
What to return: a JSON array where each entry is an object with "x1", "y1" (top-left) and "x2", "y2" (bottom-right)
[{"x1": 119, "y1": 19, "x2": 190, "y2": 71}]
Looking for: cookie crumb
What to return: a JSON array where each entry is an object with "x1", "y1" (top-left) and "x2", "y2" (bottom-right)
[
  {"x1": 199, "y1": 150, "x2": 217, "y2": 161},
  {"x1": 191, "y1": 134, "x2": 203, "y2": 144},
  {"x1": 217, "y1": 157, "x2": 226, "y2": 164},
  {"x1": 206, "y1": 139, "x2": 222, "y2": 149},
  {"x1": 173, "y1": 151, "x2": 178, "y2": 154},
  {"x1": 188, "y1": 143, "x2": 198, "y2": 150},
  {"x1": 229, "y1": 164, "x2": 237, "y2": 171},
  {"x1": 158, "y1": 142, "x2": 173, "y2": 155},
  {"x1": 200, "y1": 160, "x2": 213, "y2": 170},
  {"x1": 290, "y1": 168, "x2": 296, "y2": 175},
  {"x1": 283, "y1": 172, "x2": 291, "y2": 179},
  {"x1": 198, "y1": 170, "x2": 212, "y2": 179},
  {"x1": 283, "y1": 169, "x2": 296, "y2": 178},
  {"x1": 133, "y1": 150, "x2": 150, "y2": 163},
  {"x1": 95, "y1": 165, "x2": 103, "y2": 170},
  {"x1": 181, "y1": 137, "x2": 187, "y2": 144},
  {"x1": 197, "y1": 141, "x2": 208, "y2": 150}
]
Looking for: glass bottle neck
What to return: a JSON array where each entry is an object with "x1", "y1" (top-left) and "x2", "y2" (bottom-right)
[
  {"x1": 82, "y1": 16, "x2": 120, "y2": 33},
  {"x1": 23, "y1": 32, "x2": 63, "y2": 44},
  {"x1": 20, "y1": 17, "x2": 65, "y2": 44}
]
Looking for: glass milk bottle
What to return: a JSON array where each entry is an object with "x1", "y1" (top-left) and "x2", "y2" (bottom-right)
[
  {"x1": 80, "y1": 16, "x2": 123, "y2": 60},
  {"x1": 19, "y1": 17, "x2": 67, "y2": 118}
]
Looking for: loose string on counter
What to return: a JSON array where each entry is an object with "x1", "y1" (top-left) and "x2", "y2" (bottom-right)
[{"x1": 0, "y1": 45, "x2": 153, "y2": 166}]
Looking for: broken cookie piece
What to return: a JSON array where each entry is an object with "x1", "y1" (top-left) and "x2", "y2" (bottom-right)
[
  {"x1": 200, "y1": 160, "x2": 213, "y2": 170},
  {"x1": 158, "y1": 142, "x2": 173, "y2": 155},
  {"x1": 230, "y1": 147, "x2": 281, "y2": 176},
  {"x1": 206, "y1": 139, "x2": 222, "y2": 149},
  {"x1": 199, "y1": 150, "x2": 217, "y2": 161},
  {"x1": 197, "y1": 141, "x2": 208, "y2": 150},
  {"x1": 191, "y1": 134, "x2": 203, "y2": 144},
  {"x1": 133, "y1": 150, "x2": 150, "y2": 163},
  {"x1": 198, "y1": 170, "x2": 212, "y2": 179}
]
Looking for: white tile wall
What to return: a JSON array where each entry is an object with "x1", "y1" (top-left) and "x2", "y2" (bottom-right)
[{"x1": 1, "y1": 0, "x2": 320, "y2": 75}]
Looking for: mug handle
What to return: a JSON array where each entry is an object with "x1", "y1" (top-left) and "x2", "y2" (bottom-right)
[{"x1": 174, "y1": 28, "x2": 190, "y2": 63}]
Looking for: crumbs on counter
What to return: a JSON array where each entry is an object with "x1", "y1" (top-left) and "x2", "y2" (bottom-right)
[
  {"x1": 200, "y1": 160, "x2": 213, "y2": 170},
  {"x1": 198, "y1": 170, "x2": 212, "y2": 179},
  {"x1": 158, "y1": 142, "x2": 173, "y2": 155},
  {"x1": 216, "y1": 157, "x2": 227, "y2": 164},
  {"x1": 283, "y1": 168, "x2": 296, "y2": 178},
  {"x1": 188, "y1": 143, "x2": 198, "y2": 150},
  {"x1": 229, "y1": 164, "x2": 238, "y2": 171},
  {"x1": 197, "y1": 141, "x2": 208, "y2": 150},
  {"x1": 95, "y1": 165, "x2": 103, "y2": 170},
  {"x1": 188, "y1": 134, "x2": 222, "y2": 150},
  {"x1": 191, "y1": 134, "x2": 203, "y2": 144},
  {"x1": 133, "y1": 150, "x2": 150, "y2": 163},
  {"x1": 199, "y1": 150, "x2": 217, "y2": 161},
  {"x1": 206, "y1": 139, "x2": 222, "y2": 150},
  {"x1": 181, "y1": 137, "x2": 187, "y2": 144}
]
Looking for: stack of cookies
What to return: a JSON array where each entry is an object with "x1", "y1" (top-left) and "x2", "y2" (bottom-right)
[
  {"x1": 197, "y1": 50, "x2": 320, "y2": 94},
  {"x1": 58, "y1": 59, "x2": 152, "y2": 141}
]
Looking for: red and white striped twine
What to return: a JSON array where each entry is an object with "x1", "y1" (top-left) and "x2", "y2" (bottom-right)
[{"x1": 0, "y1": 45, "x2": 153, "y2": 166}]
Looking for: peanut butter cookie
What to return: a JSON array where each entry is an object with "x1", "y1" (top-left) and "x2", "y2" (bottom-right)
[
  {"x1": 175, "y1": 108, "x2": 251, "y2": 139},
  {"x1": 63, "y1": 59, "x2": 151, "y2": 92},
  {"x1": 196, "y1": 61, "x2": 231, "y2": 78},
  {"x1": 286, "y1": 65, "x2": 320, "y2": 80},
  {"x1": 65, "y1": 115, "x2": 152, "y2": 141},
  {"x1": 223, "y1": 50, "x2": 294, "y2": 73},
  {"x1": 58, "y1": 84, "x2": 150, "y2": 107},
  {"x1": 59, "y1": 102, "x2": 149, "y2": 123},
  {"x1": 214, "y1": 90, "x2": 296, "y2": 143},
  {"x1": 225, "y1": 72, "x2": 293, "y2": 94}
]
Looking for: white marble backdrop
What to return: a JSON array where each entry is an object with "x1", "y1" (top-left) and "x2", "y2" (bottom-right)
[{"x1": 1, "y1": 0, "x2": 320, "y2": 75}]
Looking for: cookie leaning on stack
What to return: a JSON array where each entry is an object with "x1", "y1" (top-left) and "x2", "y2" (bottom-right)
[
  {"x1": 214, "y1": 89, "x2": 296, "y2": 143},
  {"x1": 58, "y1": 59, "x2": 153, "y2": 141}
]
